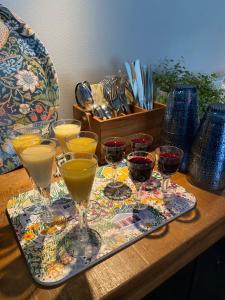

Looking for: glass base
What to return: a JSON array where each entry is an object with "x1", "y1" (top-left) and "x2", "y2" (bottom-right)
[
  {"x1": 133, "y1": 203, "x2": 148, "y2": 211},
  {"x1": 69, "y1": 228, "x2": 101, "y2": 259},
  {"x1": 144, "y1": 178, "x2": 161, "y2": 191},
  {"x1": 40, "y1": 208, "x2": 66, "y2": 236},
  {"x1": 103, "y1": 183, "x2": 132, "y2": 200},
  {"x1": 107, "y1": 181, "x2": 124, "y2": 189}
]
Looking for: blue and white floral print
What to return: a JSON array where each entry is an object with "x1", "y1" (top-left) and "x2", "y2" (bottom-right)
[{"x1": 0, "y1": 5, "x2": 59, "y2": 174}]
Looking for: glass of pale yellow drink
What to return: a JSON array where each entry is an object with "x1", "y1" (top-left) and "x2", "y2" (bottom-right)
[
  {"x1": 59, "y1": 152, "x2": 97, "y2": 242},
  {"x1": 52, "y1": 119, "x2": 81, "y2": 152},
  {"x1": 20, "y1": 138, "x2": 66, "y2": 234},
  {"x1": 11, "y1": 126, "x2": 43, "y2": 213},
  {"x1": 65, "y1": 131, "x2": 98, "y2": 154}
]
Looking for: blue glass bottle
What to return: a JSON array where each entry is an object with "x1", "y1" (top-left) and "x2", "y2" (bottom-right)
[
  {"x1": 189, "y1": 104, "x2": 225, "y2": 191},
  {"x1": 161, "y1": 85, "x2": 199, "y2": 172}
]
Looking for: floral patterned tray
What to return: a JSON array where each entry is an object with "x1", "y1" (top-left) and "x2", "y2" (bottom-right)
[{"x1": 6, "y1": 164, "x2": 196, "y2": 286}]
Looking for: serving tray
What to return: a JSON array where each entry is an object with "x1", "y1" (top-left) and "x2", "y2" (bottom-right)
[{"x1": 7, "y1": 164, "x2": 196, "y2": 286}]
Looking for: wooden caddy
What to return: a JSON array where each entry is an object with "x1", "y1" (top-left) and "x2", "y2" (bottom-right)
[{"x1": 73, "y1": 103, "x2": 166, "y2": 163}]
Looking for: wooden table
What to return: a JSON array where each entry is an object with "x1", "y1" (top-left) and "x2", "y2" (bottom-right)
[{"x1": 1, "y1": 168, "x2": 225, "y2": 300}]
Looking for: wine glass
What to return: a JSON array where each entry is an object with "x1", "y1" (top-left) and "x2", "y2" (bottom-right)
[
  {"x1": 156, "y1": 145, "x2": 183, "y2": 199},
  {"x1": 127, "y1": 151, "x2": 155, "y2": 210},
  {"x1": 11, "y1": 126, "x2": 41, "y2": 157},
  {"x1": 129, "y1": 133, "x2": 153, "y2": 152},
  {"x1": 52, "y1": 119, "x2": 81, "y2": 152},
  {"x1": 59, "y1": 152, "x2": 98, "y2": 242},
  {"x1": 65, "y1": 131, "x2": 98, "y2": 154},
  {"x1": 102, "y1": 137, "x2": 127, "y2": 188},
  {"x1": 20, "y1": 138, "x2": 66, "y2": 234},
  {"x1": 11, "y1": 126, "x2": 43, "y2": 213}
]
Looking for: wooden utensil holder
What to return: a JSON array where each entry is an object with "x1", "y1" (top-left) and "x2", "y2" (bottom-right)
[{"x1": 73, "y1": 103, "x2": 166, "y2": 163}]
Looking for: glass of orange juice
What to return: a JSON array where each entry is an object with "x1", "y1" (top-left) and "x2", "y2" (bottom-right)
[
  {"x1": 52, "y1": 119, "x2": 81, "y2": 152},
  {"x1": 65, "y1": 131, "x2": 98, "y2": 154},
  {"x1": 59, "y1": 152, "x2": 97, "y2": 242}
]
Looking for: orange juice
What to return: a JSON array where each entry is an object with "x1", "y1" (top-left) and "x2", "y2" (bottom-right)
[
  {"x1": 66, "y1": 137, "x2": 97, "y2": 154},
  {"x1": 21, "y1": 145, "x2": 55, "y2": 188},
  {"x1": 12, "y1": 134, "x2": 41, "y2": 156},
  {"x1": 60, "y1": 158, "x2": 97, "y2": 206},
  {"x1": 53, "y1": 124, "x2": 80, "y2": 152}
]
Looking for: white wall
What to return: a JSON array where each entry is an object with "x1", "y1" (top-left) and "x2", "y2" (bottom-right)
[{"x1": 2, "y1": 0, "x2": 225, "y2": 118}]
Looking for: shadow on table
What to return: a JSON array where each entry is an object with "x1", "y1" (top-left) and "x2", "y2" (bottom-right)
[
  {"x1": 55, "y1": 273, "x2": 93, "y2": 299},
  {"x1": 176, "y1": 207, "x2": 200, "y2": 223},
  {"x1": 147, "y1": 224, "x2": 169, "y2": 239},
  {"x1": 0, "y1": 223, "x2": 17, "y2": 256},
  {"x1": 0, "y1": 213, "x2": 37, "y2": 299},
  {"x1": 0, "y1": 255, "x2": 37, "y2": 299},
  {"x1": 1, "y1": 210, "x2": 96, "y2": 299},
  {"x1": 131, "y1": 205, "x2": 169, "y2": 240}
]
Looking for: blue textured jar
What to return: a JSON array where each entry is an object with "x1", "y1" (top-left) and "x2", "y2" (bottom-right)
[
  {"x1": 161, "y1": 85, "x2": 199, "y2": 172},
  {"x1": 189, "y1": 104, "x2": 225, "y2": 191}
]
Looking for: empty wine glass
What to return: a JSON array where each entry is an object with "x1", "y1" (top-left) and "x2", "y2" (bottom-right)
[
  {"x1": 59, "y1": 152, "x2": 98, "y2": 242},
  {"x1": 129, "y1": 133, "x2": 153, "y2": 152},
  {"x1": 20, "y1": 138, "x2": 66, "y2": 234},
  {"x1": 102, "y1": 137, "x2": 127, "y2": 189},
  {"x1": 127, "y1": 151, "x2": 155, "y2": 210},
  {"x1": 156, "y1": 145, "x2": 183, "y2": 200}
]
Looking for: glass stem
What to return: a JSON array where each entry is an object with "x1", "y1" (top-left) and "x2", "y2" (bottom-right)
[
  {"x1": 161, "y1": 176, "x2": 171, "y2": 193},
  {"x1": 112, "y1": 164, "x2": 118, "y2": 184},
  {"x1": 134, "y1": 182, "x2": 142, "y2": 204},
  {"x1": 37, "y1": 184, "x2": 53, "y2": 222},
  {"x1": 77, "y1": 204, "x2": 88, "y2": 242}
]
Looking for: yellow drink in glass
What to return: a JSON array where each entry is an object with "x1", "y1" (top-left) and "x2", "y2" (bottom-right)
[
  {"x1": 61, "y1": 158, "x2": 97, "y2": 206},
  {"x1": 53, "y1": 123, "x2": 81, "y2": 152},
  {"x1": 12, "y1": 134, "x2": 41, "y2": 156},
  {"x1": 67, "y1": 137, "x2": 97, "y2": 154}
]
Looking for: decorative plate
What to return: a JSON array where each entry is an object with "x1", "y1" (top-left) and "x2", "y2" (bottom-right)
[{"x1": 0, "y1": 5, "x2": 59, "y2": 174}]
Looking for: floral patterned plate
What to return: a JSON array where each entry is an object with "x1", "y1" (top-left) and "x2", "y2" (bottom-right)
[
  {"x1": 6, "y1": 164, "x2": 196, "y2": 286},
  {"x1": 0, "y1": 5, "x2": 59, "y2": 174}
]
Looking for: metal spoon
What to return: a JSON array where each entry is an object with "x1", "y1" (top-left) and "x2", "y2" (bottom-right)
[{"x1": 75, "y1": 82, "x2": 94, "y2": 112}]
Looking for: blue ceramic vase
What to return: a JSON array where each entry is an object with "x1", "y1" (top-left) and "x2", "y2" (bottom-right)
[
  {"x1": 161, "y1": 85, "x2": 199, "y2": 172},
  {"x1": 189, "y1": 103, "x2": 225, "y2": 191}
]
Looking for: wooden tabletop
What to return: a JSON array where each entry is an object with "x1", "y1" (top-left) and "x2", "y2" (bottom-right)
[{"x1": 1, "y1": 168, "x2": 225, "y2": 300}]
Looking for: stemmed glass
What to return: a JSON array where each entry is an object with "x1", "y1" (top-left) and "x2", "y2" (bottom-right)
[
  {"x1": 11, "y1": 126, "x2": 41, "y2": 157},
  {"x1": 52, "y1": 119, "x2": 81, "y2": 153},
  {"x1": 59, "y1": 152, "x2": 98, "y2": 242},
  {"x1": 20, "y1": 138, "x2": 66, "y2": 234},
  {"x1": 156, "y1": 145, "x2": 183, "y2": 200},
  {"x1": 127, "y1": 151, "x2": 155, "y2": 210},
  {"x1": 11, "y1": 126, "x2": 42, "y2": 213},
  {"x1": 65, "y1": 131, "x2": 98, "y2": 154},
  {"x1": 129, "y1": 133, "x2": 153, "y2": 152},
  {"x1": 102, "y1": 137, "x2": 127, "y2": 188}
]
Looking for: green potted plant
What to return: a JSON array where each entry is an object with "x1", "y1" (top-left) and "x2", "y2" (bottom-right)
[{"x1": 153, "y1": 58, "x2": 225, "y2": 118}]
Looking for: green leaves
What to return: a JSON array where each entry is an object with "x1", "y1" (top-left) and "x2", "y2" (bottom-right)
[{"x1": 153, "y1": 58, "x2": 225, "y2": 118}]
